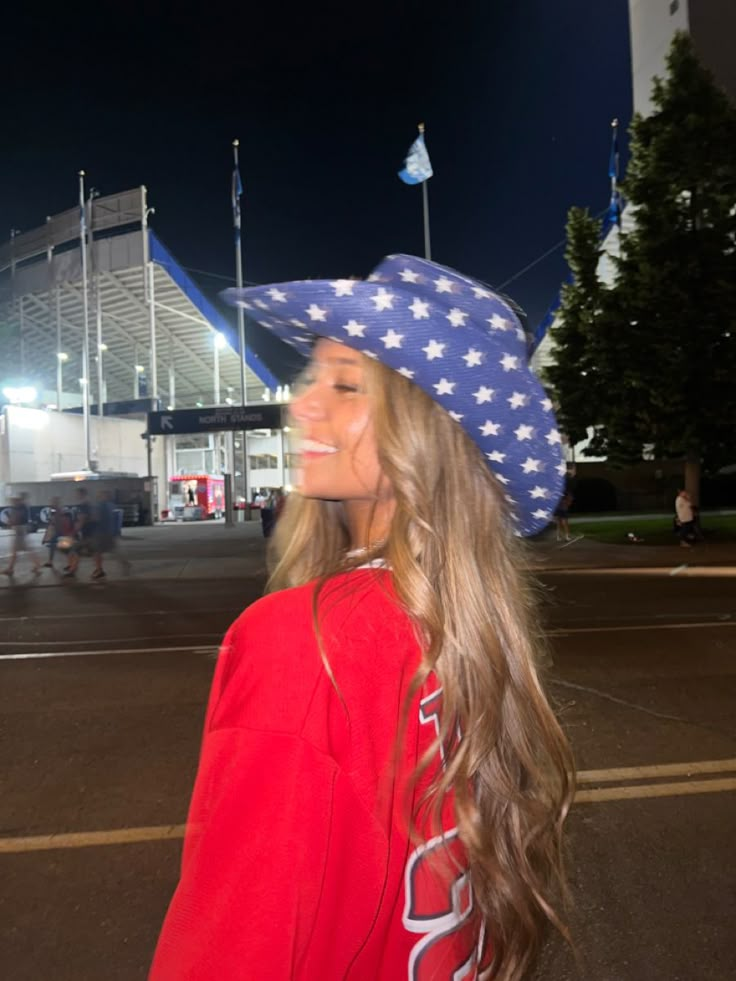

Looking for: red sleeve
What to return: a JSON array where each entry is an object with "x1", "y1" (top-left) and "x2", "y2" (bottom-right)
[{"x1": 150, "y1": 622, "x2": 392, "y2": 980}]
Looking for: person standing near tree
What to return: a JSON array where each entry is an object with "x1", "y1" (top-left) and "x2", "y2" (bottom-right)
[{"x1": 150, "y1": 254, "x2": 574, "y2": 981}]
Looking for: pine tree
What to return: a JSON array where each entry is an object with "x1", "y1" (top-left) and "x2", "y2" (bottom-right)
[
  {"x1": 545, "y1": 207, "x2": 604, "y2": 446},
  {"x1": 552, "y1": 32, "x2": 736, "y2": 501}
]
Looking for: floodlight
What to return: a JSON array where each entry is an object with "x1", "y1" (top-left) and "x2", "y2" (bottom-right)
[
  {"x1": 2, "y1": 385, "x2": 37, "y2": 404},
  {"x1": 57, "y1": 352, "x2": 69, "y2": 362},
  {"x1": 214, "y1": 332, "x2": 227, "y2": 350}
]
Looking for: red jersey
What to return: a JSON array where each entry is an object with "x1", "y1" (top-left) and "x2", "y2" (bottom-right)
[{"x1": 150, "y1": 568, "x2": 491, "y2": 980}]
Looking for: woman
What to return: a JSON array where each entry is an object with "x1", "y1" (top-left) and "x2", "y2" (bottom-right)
[{"x1": 151, "y1": 254, "x2": 574, "y2": 981}]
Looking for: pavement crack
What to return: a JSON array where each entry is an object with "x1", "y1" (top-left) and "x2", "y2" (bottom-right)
[{"x1": 550, "y1": 679, "x2": 690, "y2": 724}]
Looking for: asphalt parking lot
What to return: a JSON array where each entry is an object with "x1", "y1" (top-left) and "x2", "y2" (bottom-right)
[{"x1": 1, "y1": 522, "x2": 734, "y2": 980}]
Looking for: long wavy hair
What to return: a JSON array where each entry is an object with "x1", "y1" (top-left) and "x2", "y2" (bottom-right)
[{"x1": 268, "y1": 356, "x2": 575, "y2": 981}]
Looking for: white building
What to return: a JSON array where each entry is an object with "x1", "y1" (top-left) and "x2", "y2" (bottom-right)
[{"x1": 0, "y1": 188, "x2": 296, "y2": 514}]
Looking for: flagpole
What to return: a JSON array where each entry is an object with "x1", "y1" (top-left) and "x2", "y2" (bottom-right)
[
  {"x1": 418, "y1": 123, "x2": 432, "y2": 260},
  {"x1": 78, "y1": 170, "x2": 92, "y2": 471},
  {"x1": 421, "y1": 180, "x2": 432, "y2": 260},
  {"x1": 233, "y1": 140, "x2": 246, "y2": 405},
  {"x1": 232, "y1": 139, "x2": 249, "y2": 511},
  {"x1": 609, "y1": 117, "x2": 621, "y2": 231}
]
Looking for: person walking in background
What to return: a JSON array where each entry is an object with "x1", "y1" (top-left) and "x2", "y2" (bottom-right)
[
  {"x1": 260, "y1": 490, "x2": 275, "y2": 538},
  {"x1": 2, "y1": 494, "x2": 42, "y2": 577},
  {"x1": 554, "y1": 491, "x2": 573, "y2": 542},
  {"x1": 675, "y1": 488, "x2": 695, "y2": 547},
  {"x1": 64, "y1": 487, "x2": 98, "y2": 578},
  {"x1": 272, "y1": 486, "x2": 287, "y2": 524},
  {"x1": 90, "y1": 490, "x2": 117, "y2": 580},
  {"x1": 151, "y1": 254, "x2": 574, "y2": 981},
  {"x1": 41, "y1": 496, "x2": 74, "y2": 569}
]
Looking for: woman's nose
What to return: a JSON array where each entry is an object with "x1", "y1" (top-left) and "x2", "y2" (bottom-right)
[{"x1": 291, "y1": 383, "x2": 326, "y2": 422}]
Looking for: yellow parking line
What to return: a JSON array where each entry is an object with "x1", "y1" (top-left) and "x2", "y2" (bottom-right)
[
  {"x1": 575, "y1": 777, "x2": 736, "y2": 803},
  {"x1": 2, "y1": 766, "x2": 736, "y2": 854},
  {"x1": 577, "y1": 757, "x2": 736, "y2": 784},
  {"x1": 0, "y1": 824, "x2": 186, "y2": 854}
]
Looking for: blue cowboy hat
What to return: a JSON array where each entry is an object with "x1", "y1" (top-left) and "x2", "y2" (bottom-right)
[{"x1": 223, "y1": 253, "x2": 565, "y2": 536}]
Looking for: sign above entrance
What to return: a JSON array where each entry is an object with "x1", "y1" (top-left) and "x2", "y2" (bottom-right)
[{"x1": 147, "y1": 403, "x2": 285, "y2": 436}]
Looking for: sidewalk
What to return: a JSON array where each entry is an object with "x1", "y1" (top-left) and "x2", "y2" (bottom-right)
[
  {"x1": 1, "y1": 520, "x2": 735, "y2": 588},
  {"x1": 530, "y1": 533, "x2": 736, "y2": 572}
]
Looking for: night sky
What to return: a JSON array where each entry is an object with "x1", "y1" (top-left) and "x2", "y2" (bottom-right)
[{"x1": 5, "y1": 1, "x2": 632, "y2": 377}]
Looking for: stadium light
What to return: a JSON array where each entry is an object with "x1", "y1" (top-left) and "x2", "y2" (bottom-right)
[
  {"x1": 214, "y1": 332, "x2": 227, "y2": 350},
  {"x1": 57, "y1": 352, "x2": 69, "y2": 362},
  {"x1": 3, "y1": 385, "x2": 37, "y2": 404}
]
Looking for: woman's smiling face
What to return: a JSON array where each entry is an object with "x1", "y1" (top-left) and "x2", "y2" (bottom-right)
[{"x1": 290, "y1": 339, "x2": 391, "y2": 509}]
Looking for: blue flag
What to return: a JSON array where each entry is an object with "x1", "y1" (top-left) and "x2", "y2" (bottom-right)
[
  {"x1": 398, "y1": 132, "x2": 433, "y2": 185},
  {"x1": 608, "y1": 188, "x2": 622, "y2": 228}
]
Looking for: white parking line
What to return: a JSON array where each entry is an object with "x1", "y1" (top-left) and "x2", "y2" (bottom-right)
[
  {"x1": 0, "y1": 645, "x2": 218, "y2": 660},
  {"x1": 3, "y1": 618, "x2": 734, "y2": 660},
  {"x1": 0, "y1": 608, "x2": 238, "y2": 623},
  {"x1": 0, "y1": 634, "x2": 220, "y2": 648},
  {"x1": 550, "y1": 619, "x2": 735, "y2": 635},
  {"x1": 544, "y1": 566, "x2": 736, "y2": 577}
]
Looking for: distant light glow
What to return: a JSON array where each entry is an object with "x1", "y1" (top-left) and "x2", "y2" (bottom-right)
[
  {"x1": 3, "y1": 385, "x2": 38, "y2": 404},
  {"x1": 214, "y1": 332, "x2": 227, "y2": 350},
  {"x1": 57, "y1": 352, "x2": 69, "y2": 362},
  {"x1": 98, "y1": 342, "x2": 108, "y2": 352},
  {"x1": 135, "y1": 364, "x2": 145, "y2": 373}
]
